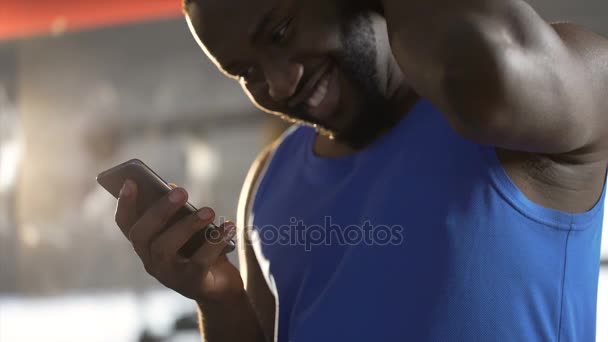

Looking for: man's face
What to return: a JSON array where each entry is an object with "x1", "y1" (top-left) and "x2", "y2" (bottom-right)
[{"x1": 186, "y1": 0, "x2": 403, "y2": 147}]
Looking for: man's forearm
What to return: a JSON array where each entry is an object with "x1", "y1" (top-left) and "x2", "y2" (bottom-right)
[{"x1": 198, "y1": 289, "x2": 268, "y2": 342}]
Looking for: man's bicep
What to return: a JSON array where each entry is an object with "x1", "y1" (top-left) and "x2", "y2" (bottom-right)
[
  {"x1": 552, "y1": 24, "x2": 608, "y2": 158},
  {"x1": 434, "y1": 6, "x2": 601, "y2": 154},
  {"x1": 239, "y1": 238, "x2": 276, "y2": 341},
  {"x1": 505, "y1": 23, "x2": 608, "y2": 157}
]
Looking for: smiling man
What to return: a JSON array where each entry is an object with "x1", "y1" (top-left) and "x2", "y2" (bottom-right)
[{"x1": 114, "y1": 0, "x2": 608, "y2": 341}]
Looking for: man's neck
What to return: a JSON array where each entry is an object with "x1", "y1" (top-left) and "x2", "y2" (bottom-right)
[
  {"x1": 312, "y1": 134, "x2": 357, "y2": 158},
  {"x1": 312, "y1": 89, "x2": 419, "y2": 158}
]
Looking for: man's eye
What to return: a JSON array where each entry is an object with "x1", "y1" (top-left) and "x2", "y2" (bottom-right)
[{"x1": 271, "y1": 19, "x2": 291, "y2": 45}]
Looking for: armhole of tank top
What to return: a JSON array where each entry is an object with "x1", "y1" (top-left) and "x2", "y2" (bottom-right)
[{"x1": 478, "y1": 144, "x2": 607, "y2": 230}]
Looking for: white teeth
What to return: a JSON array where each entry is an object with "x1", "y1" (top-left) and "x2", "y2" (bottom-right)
[{"x1": 307, "y1": 77, "x2": 329, "y2": 108}]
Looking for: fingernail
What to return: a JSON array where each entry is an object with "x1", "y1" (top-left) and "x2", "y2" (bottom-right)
[
  {"x1": 119, "y1": 182, "x2": 131, "y2": 197},
  {"x1": 198, "y1": 207, "x2": 213, "y2": 221},
  {"x1": 169, "y1": 189, "x2": 186, "y2": 203},
  {"x1": 224, "y1": 222, "x2": 237, "y2": 238}
]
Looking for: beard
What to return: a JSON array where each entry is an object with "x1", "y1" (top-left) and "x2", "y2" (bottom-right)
[
  {"x1": 293, "y1": 14, "x2": 398, "y2": 150},
  {"x1": 269, "y1": 13, "x2": 404, "y2": 150},
  {"x1": 330, "y1": 13, "x2": 394, "y2": 149}
]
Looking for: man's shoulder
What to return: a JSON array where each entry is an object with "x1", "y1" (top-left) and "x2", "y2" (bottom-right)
[
  {"x1": 236, "y1": 125, "x2": 305, "y2": 228},
  {"x1": 237, "y1": 142, "x2": 279, "y2": 228}
]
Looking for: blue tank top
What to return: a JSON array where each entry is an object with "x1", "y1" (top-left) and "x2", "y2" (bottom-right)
[{"x1": 250, "y1": 98, "x2": 606, "y2": 342}]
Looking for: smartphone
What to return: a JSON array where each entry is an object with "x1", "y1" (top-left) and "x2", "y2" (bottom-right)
[{"x1": 96, "y1": 159, "x2": 235, "y2": 257}]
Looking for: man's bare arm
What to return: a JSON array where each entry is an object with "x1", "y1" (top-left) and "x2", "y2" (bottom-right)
[
  {"x1": 197, "y1": 282, "x2": 267, "y2": 342},
  {"x1": 235, "y1": 143, "x2": 279, "y2": 341},
  {"x1": 381, "y1": 0, "x2": 607, "y2": 155},
  {"x1": 196, "y1": 144, "x2": 278, "y2": 342}
]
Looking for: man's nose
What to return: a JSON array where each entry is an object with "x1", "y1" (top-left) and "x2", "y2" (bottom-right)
[{"x1": 264, "y1": 61, "x2": 304, "y2": 102}]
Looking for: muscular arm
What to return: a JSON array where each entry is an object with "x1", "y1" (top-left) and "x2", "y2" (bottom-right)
[
  {"x1": 381, "y1": 0, "x2": 608, "y2": 156},
  {"x1": 197, "y1": 285, "x2": 267, "y2": 342},
  {"x1": 236, "y1": 143, "x2": 278, "y2": 341},
  {"x1": 196, "y1": 145, "x2": 277, "y2": 342}
]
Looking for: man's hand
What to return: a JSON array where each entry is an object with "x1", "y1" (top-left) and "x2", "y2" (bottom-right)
[{"x1": 115, "y1": 179, "x2": 243, "y2": 303}]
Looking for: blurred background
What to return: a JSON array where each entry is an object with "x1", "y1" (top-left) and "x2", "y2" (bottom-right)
[{"x1": 0, "y1": 1, "x2": 606, "y2": 341}]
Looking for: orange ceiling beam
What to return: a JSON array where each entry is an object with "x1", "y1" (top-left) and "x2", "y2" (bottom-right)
[{"x1": 0, "y1": 0, "x2": 183, "y2": 41}]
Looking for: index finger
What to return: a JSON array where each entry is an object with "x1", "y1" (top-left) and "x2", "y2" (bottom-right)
[{"x1": 115, "y1": 179, "x2": 138, "y2": 237}]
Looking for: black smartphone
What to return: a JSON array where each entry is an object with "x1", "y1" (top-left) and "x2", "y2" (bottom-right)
[{"x1": 96, "y1": 158, "x2": 235, "y2": 257}]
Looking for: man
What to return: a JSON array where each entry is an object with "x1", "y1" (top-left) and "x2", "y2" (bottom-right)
[{"x1": 114, "y1": 0, "x2": 608, "y2": 340}]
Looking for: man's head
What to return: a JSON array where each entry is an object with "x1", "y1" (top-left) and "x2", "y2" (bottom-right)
[{"x1": 184, "y1": 0, "x2": 410, "y2": 148}]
